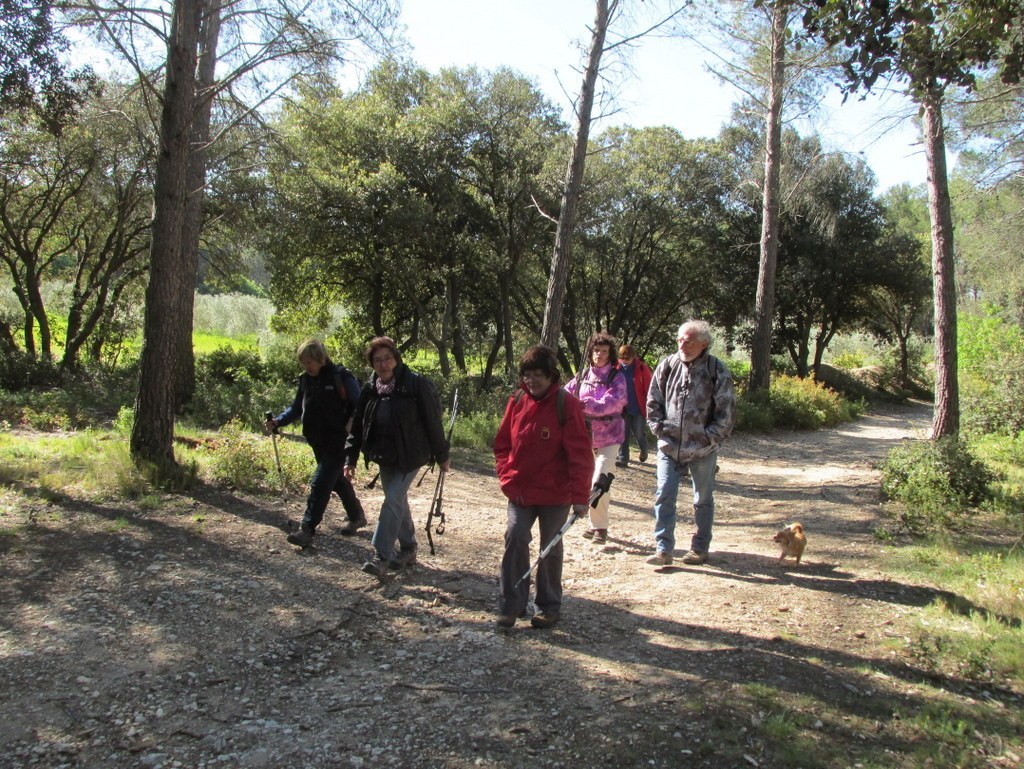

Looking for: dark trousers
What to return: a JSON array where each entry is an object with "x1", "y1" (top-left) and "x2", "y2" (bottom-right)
[
  {"x1": 499, "y1": 501, "x2": 569, "y2": 617},
  {"x1": 302, "y1": 448, "x2": 364, "y2": 530}
]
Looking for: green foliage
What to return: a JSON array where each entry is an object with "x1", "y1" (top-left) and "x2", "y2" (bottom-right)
[
  {"x1": 200, "y1": 420, "x2": 308, "y2": 493},
  {"x1": 188, "y1": 346, "x2": 293, "y2": 431},
  {"x1": 959, "y1": 309, "x2": 1024, "y2": 436},
  {"x1": 880, "y1": 438, "x2": 996, "y2": 532},
  {"x1": 193, "y1": 293, "x2": 274, "y2": 340},
  {"x1": 831, "y1": 351, "x2": 866, "y2": 370},
  {"x1": 451, "y1": 410, "x2": 502, "y2": 450},
  {"x1": 0, "y1": 350, "x2": 62, "y2": 390},
  {"x1": 737, "y1": 374, "x2": 860, "y2": 432},
  {"x1": 0, "y1": 363, "x2": 135, "y2": 430},
  {"x1": 203, "y1": 420, "x2": 275, "y2": 492},
  {"x1": 970, "y1": 431, "x2": 1024, "y2": 517}
]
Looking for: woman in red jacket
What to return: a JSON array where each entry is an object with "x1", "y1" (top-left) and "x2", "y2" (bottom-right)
[
  {"x1": 493, "y1": 345, "x2": 594, "y2": 629},
  {"x1": 616, "y1": 343, "x2": 654, "y2": 467}
]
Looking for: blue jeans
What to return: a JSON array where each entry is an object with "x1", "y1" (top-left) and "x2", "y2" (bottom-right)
[
  {"x1": 652, "y1": 449, "x2": 717, "y2": 555},
  {"x1": 618, "y1": 412, "x2": 649, "y2": 463},
  {"x1": 302, "y1": 448, "x2": 364, "y2": 530},
  {"x1": 372, "y1": 466, "x2": 418, "y2": 561}
]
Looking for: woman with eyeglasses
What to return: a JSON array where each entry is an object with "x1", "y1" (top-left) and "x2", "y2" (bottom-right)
[
  {"x1": 493, "y1": 345, "x2": 593, "y2": 629},
  {"x1": 344, "y1": 336, "x2": 450, "y2": 576}
]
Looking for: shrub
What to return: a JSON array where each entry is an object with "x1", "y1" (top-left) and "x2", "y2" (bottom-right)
[
  {"x1": 737, "y1": 375, "x2": 859, "y2": 431},
  {"x1": 959, "y1": 309, "x2": 1024, "y2": 436},
  {"x1": 452, "y1": 410, "x2": 502, "y2": 450},
  {"x1": 880, "y1": 437, "x2": 996, "y2": 533},
  {"x1": 831, "y1": 351, "x2": 866, "y2": 370},
  {"x1": 203, "y1": 420, "x2": 276, "y2": 492},
  {"x1": 189, "y1": 346, "x2": 292, "y2": 430}
]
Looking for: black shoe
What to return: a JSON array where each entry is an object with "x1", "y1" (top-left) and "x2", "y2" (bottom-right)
[
  {"x1": 287, "y1": 525, "x2": 314, "y2": 548},
  {"x1": 361, "y1": 555, "x2": 388, "y2": 577},
  {"x1": 614, "y1": 460, "x2": 627, "y2": 468},
  {"x1": 339, "y1": 516, "x2": 367, "y2": 536},
  {"x1": 496, "y1": 614, "x2": 516, "y2": 628},
  {"x1": 638, "y1": 450, "x2": 648, "y2": 463}
]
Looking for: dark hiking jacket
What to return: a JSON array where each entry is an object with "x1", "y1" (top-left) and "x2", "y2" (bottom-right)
[
  {"x1": 274, "y1": 360, "x2": 359, "y2": 454},
  {"x1": 344, "y1": 363, "x2": 450, "y2": 474}
]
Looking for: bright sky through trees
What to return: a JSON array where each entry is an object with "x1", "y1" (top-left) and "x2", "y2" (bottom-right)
[{"x1": 395, "y1": 0, "x2": 927, "y2": 191}]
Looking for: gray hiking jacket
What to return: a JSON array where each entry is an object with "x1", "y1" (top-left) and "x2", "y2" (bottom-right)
[{"x1": 646, "y1": 350, "x2": 736, "y2": 465}]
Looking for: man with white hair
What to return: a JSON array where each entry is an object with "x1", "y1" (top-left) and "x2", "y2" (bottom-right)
[{"x1": 645, "y1": 320, "x2": 736, "y2": 566}]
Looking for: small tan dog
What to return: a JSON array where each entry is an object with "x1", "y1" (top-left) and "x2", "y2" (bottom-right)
[{"x1": 773, "y1": 522, "x2": 806, "y2": 565}]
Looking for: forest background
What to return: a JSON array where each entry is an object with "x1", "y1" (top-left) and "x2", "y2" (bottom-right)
[{"x1": 2, "y1": 2, "x2": 1024, "y2": 765}]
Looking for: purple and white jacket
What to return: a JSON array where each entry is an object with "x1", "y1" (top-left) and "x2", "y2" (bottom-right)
[{"x1": 565, "y1": 363, "x2": 628, "y2": 449}]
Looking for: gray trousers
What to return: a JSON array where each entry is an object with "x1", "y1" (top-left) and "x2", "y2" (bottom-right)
[{"x1": 499, "y1": 501, "x2": 570, "y2": 617}]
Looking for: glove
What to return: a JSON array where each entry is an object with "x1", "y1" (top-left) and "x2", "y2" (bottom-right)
[{"x1": 572, "y1": 504, "x2": 589, "y2": 518}]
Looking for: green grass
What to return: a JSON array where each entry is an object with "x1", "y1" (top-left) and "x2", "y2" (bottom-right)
[
  {"x1": 193, "y1": 330, "x2": 259, "y2": 355},
  {"x1": 884, "y1": 540, "x2": 1024, "y2": 688}
]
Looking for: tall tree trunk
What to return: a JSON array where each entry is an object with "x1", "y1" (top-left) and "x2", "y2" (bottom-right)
[
  {"x1": 922, "y1": 88, "x2": 959, "y2": 438},
  {"x1": 175, "y1": 0, "x2": 221, "y2": 409},
  {"x1": 749, "y1": 1, "x2": 787, "y2": 392},
  {"x1": 540, "y1": 0, "x2": 611, "y2": 350},
  {"x1": 130, "y1": 0, "x2": 200, "y2": 464}
]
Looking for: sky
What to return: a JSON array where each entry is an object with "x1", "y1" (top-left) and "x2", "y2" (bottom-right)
[{"x1": 393, "y1": 0, "x2": 929, "y2": 192}]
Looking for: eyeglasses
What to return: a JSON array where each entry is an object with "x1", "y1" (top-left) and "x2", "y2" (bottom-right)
[
  {"x1": 372, "y1": 354, "x2": 395, "y2": 365},
  {"x1": 521, "y1": 372, "x2": 548, "y2": 382}
]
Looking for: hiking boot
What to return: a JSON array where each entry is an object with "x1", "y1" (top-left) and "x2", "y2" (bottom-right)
[
  {"x1": 582, "y1": 528, "x2": 596, "y2": 540},
  {"x1": 496, "y1": 614, "x2": 517, "y2": 628},
  {"x1": 591, "y1": 528, "x2": 608, "y2": 545},
  {"x1": 638, "y1": 450, "x2": 648, "y2": 463},
  {"x1": 530, "y1": 611, "x2": 559, "y2": 629},
  {"x1": 287, "y1": 524, "x2": 314, "y2": 548},
  {"x1": 361, "y1": 554, "x2": 388, "y2": 577},
  {"x1": 646, "y1": 551, "x2": 673, "y2": 566},
  {"x1": 339, "y1": 515, "x2": 367, "y2": 536},
  {"x1": 388, "y1": 544, "x2": 417, "y2": 570},
  {"x1": 615, "y1": 460, "x2": 627, "y2": 468},
  {"x1": 682, "y1": 549, "x2": 708, "y2": 565}
]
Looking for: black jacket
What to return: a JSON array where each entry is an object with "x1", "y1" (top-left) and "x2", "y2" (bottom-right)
[
  {"x1": 275, "y1": 360, "x2": 359, "y2": 454},
  {"x1": 345, "y1": 363, "x2": 450, "y2": 473}
]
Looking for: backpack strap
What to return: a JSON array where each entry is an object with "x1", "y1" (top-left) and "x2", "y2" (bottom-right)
[
  {"x1": 514, "y1": 388, "x2": 568, "y2": 426},
  {"x1": 333, "y1": 369, "x2": 348, "y2": 400}
]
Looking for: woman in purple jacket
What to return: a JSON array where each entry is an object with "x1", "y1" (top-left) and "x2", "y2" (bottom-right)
[{"x1": 565, "y1": 331, "x2": 628, "y2": 545}]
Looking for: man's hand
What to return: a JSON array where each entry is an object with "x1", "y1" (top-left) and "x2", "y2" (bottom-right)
[
  {"x1": 343, "y1": 465, "x2": 356, "y2": 481},
  {"x1": 572, "y1": 504, "x2": 589, "y2": 517},
  {"x1": 264, "y1": 418, "x2": 277, "y2": 433}
]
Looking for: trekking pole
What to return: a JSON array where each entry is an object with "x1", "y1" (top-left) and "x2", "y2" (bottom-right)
[
  {"x1": 424, "y1": 388, "x2": 459, "y2": 553},
  {"x1": 515, "y1": 472, "x2": 614, "y2": 587},
  {"x1": 425, "y1": 464, "x2": 446, "y2": 555},
  {"x1": 264, "y1": 411, "x2": 284, "y2": 494}
]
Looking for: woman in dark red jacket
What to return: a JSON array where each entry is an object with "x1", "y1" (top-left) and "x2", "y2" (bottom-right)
[
  {"x1": 616, "y1": 344, "x2": 654, "y2": 467},
  {"x1": 493, "y1": 345, "x2": 594, "y2": 629}
]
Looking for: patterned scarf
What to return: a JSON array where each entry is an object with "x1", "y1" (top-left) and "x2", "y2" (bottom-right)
[{"x1": 376, "y1": 378, "x2": 396, "y2": 396}]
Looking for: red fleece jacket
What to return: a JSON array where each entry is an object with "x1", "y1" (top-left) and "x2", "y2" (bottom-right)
[{"x1": 493, "y1": 385, "x2": 594, "y2": 507}]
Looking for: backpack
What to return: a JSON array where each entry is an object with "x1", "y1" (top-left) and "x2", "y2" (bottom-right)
[
  {"x1": 332, "y1": 365, "x2": 361, "y2": 420},
  {"x1": 514, "y1": 387, "x2": 568, "y2": 426},
  {"x1": 658, "y1": 354, "x2": 719, "y2": 397}
]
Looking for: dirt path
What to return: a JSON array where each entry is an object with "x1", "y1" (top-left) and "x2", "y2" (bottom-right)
[{"x1": 2, "y1": 400, "x2": 1019, "y2": 769}]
